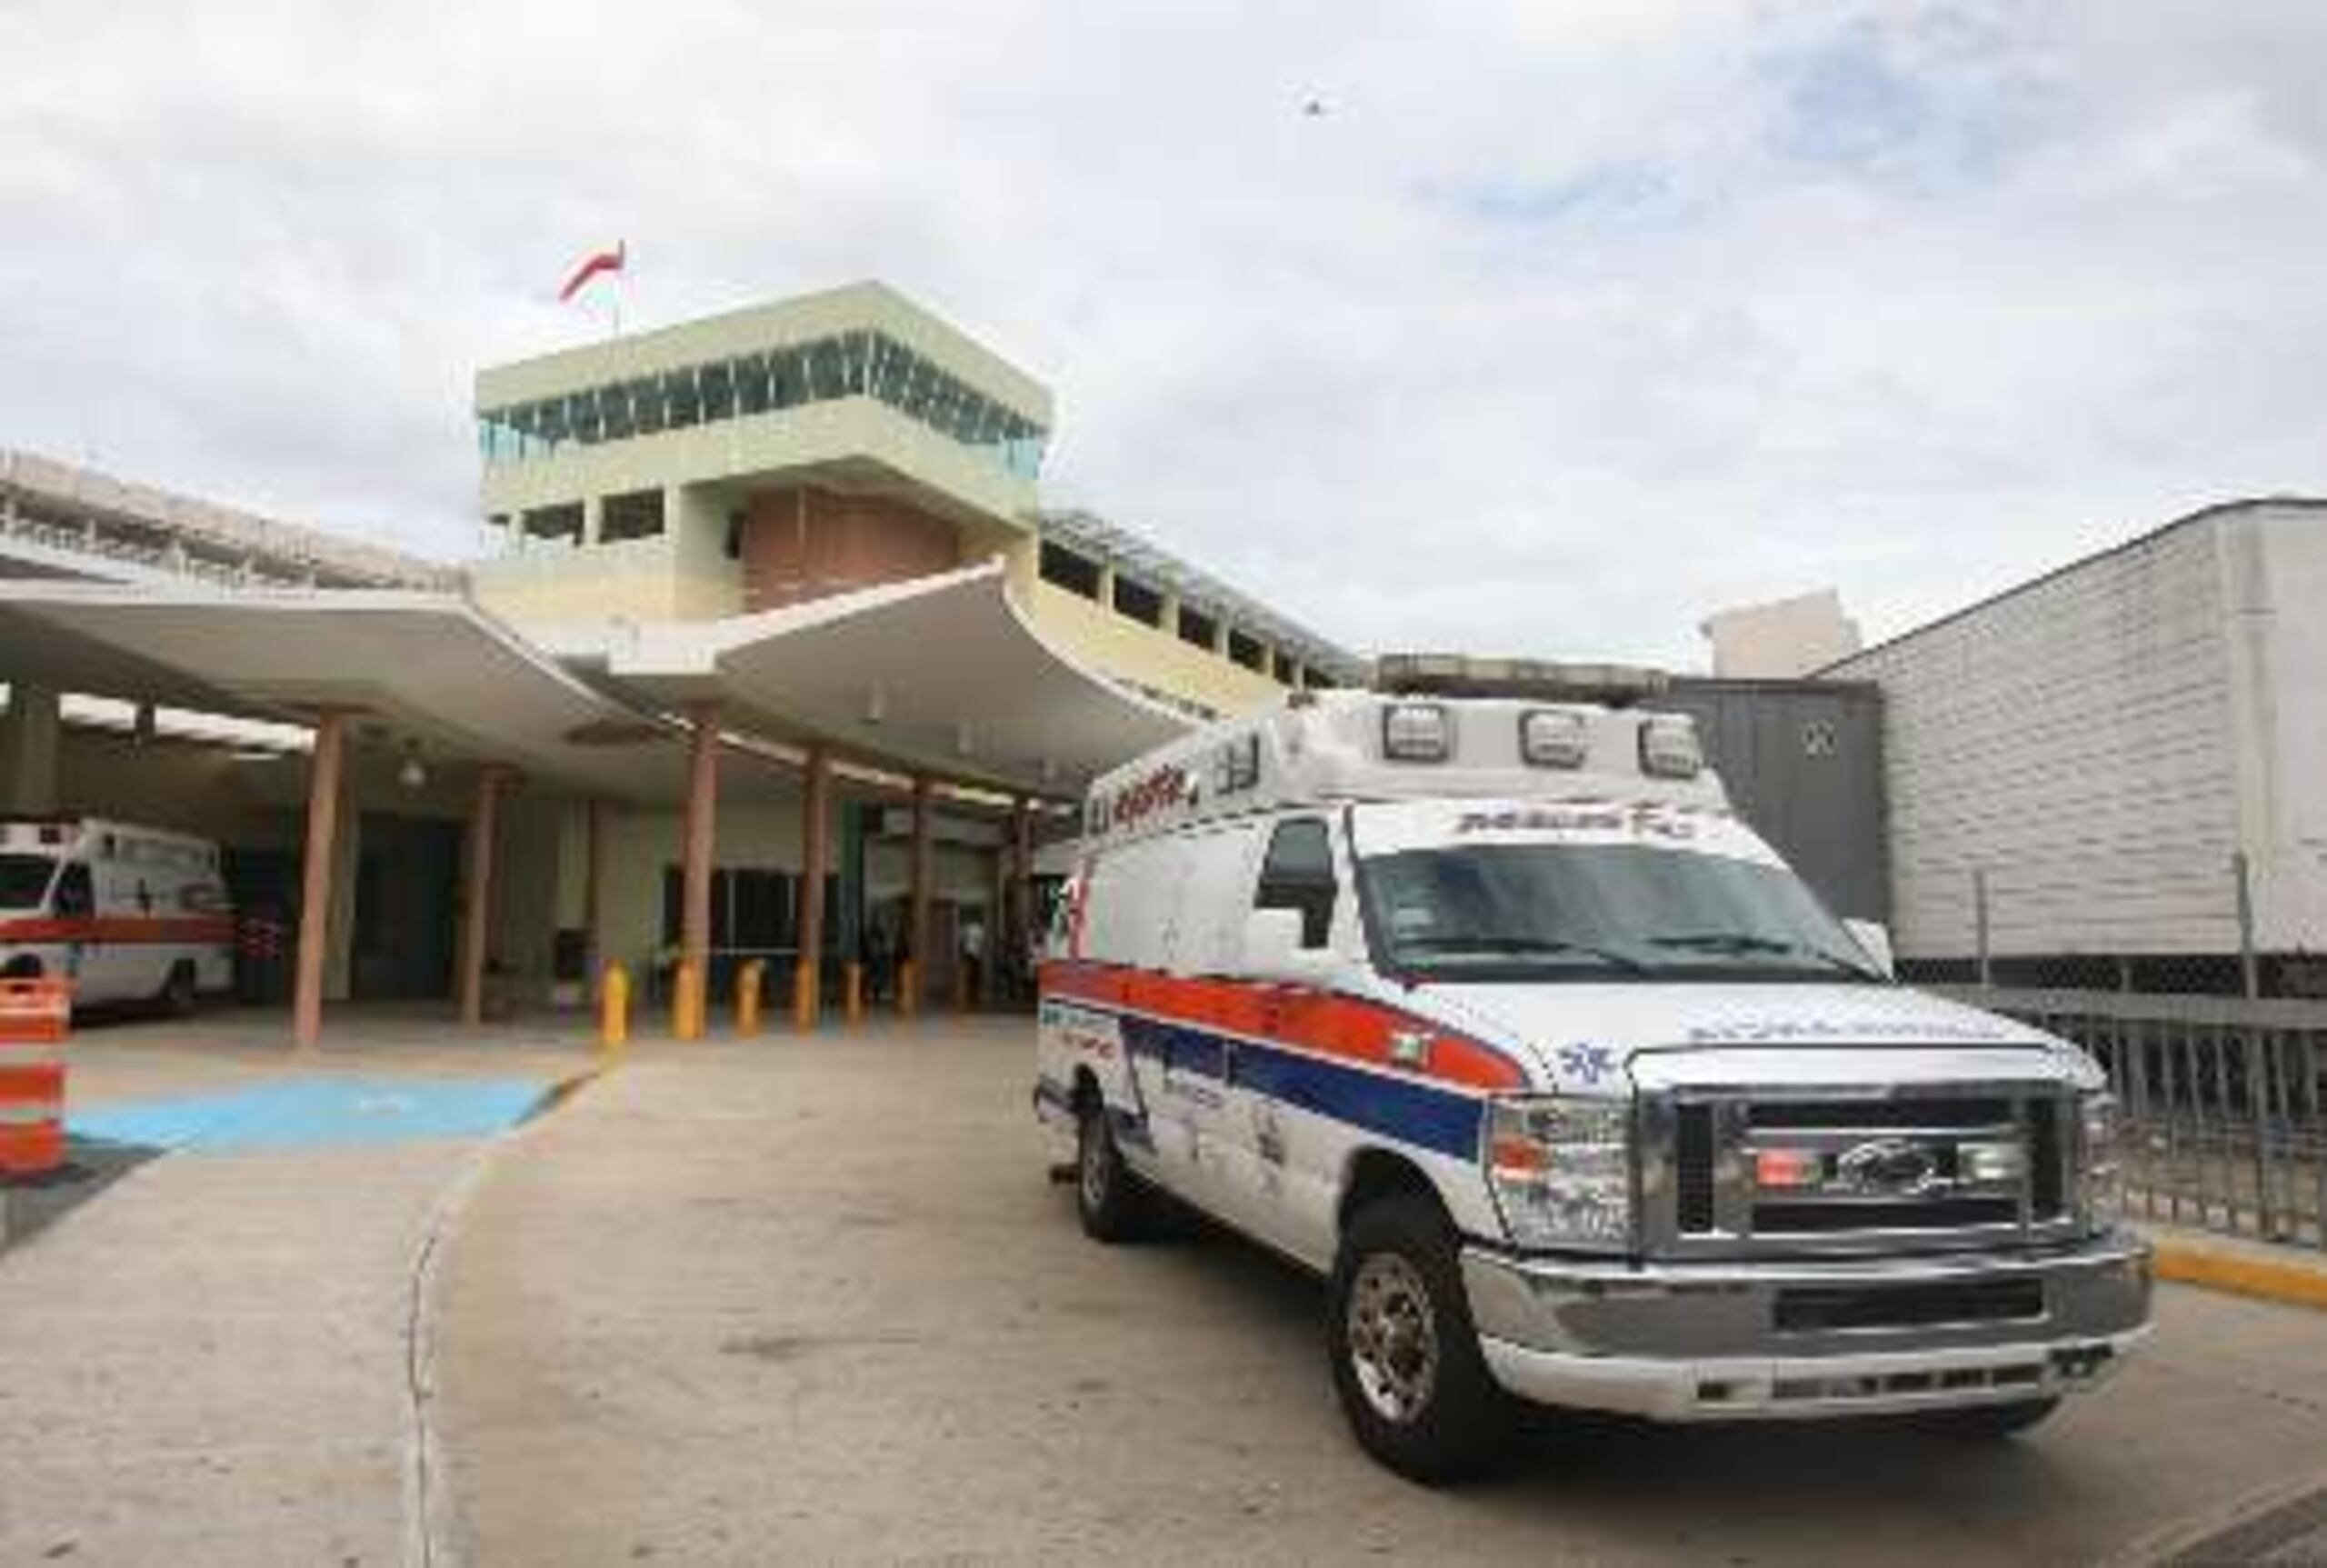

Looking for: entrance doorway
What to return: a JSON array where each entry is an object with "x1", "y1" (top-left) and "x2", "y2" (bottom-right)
[
  {"x1": 351, "y1": 814, "x2": 461, "y2": 1001},
  {"x1": 221, "y1": 845, "x2": 297, "y2": 1004}
]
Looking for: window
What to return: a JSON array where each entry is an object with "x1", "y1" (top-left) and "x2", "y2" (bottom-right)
[
  {"x1": 599, "y1": 490, "x2": 664, "y2": 544},
  {"x1": 1040, "y1": 541, "x2": 1102, "y2": 599},
  {"x1": 54, "y1": 864, "x2": 93, "y2": 919},
  {"x1": 1177, "y1": 605, "x2": 1218, "y2": 650},
  {"x1": 1255, "y1": 818, "x2": 1337, "y2": 948},
  {"x1": 1113, "y1": 574, "x2": 1163, "y2": 627},
  {"x1": 0, "y1": 854, "x2": 55, "y2": 909},
  {"x1": 523, "y1": 504, "x2": 584, "y2": 544},
  {"x1": 698, "y1": 361, "x2": 734, "y2": 421},
  {"x1": 598, "y1": 382, "x2": 635, "y2": 441},
  {"x1": 1228, "y1": 629, "x2": 1266, "y2": 672},
  {"x1": 1272, "y1": 650, "x2": 1297, "y2": 685},
  {"x1": 566, "y1": 389, "x2": 602, "y2": 445},
  {"x1": 770, "y1": 347, "x2": 809, "y2": 409},
  {"x1": 629, "y1": 376, "x2": 666, "y2": 434},
  {"x1": 734, "y1": 354, "x2": 771, "y2": 414},
  {"x1": 475, "y1": 330, "x2": 1047, "y2": 477},
  {"x1": 664, "y1": 367, "x2": 701, "y2": 429}
]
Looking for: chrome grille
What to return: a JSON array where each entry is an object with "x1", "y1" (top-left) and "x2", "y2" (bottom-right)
[{"x1": 1639, "y1": 1083, "x2": 2080, "y2": 1258}]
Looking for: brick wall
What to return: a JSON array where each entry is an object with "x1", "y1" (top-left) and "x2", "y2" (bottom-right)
[{"x1": 739, "y1": 487, "x2": 960, "y2": 611}]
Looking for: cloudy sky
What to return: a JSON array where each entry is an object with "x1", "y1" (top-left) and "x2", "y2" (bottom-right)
[{"x1": 4, "y1": 1, "x2": 2322, "y2": 664}]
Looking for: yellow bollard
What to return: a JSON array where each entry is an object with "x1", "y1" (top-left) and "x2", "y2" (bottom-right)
[
  {"x1": 792, "y1": 957, "x2": 818, "y2": 1030},
  {"x1": 672, "y1": 959, "x2": 704, "y2": 1041},
  {"x1": 843, "y1": 961, "x2": 864, "y2": 1025},
  {"x1": 598, "y1": 963, "x2": 630, "y2": 1055},
  {"x1": 736, "y1": 958, "x2": 764, "y2": 1037}
]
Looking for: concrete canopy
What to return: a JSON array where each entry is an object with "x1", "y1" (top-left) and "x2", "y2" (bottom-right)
[
  {"x1": 0, "y1": 584, "x2": 692, "y2": 803},
  {"x1": 570, "y1": 561, "x2": 1193, "y2": 796}
]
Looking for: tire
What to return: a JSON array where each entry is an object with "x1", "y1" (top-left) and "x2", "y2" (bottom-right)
[
  {"x1": 159, "y1": 963, "x2": 197, "y2": 1018},
  {"x1": 1328, "y1": 1193, "x2": 1514, "y2": 1483},
  {"x1": 1906, "y1": 1397, "x2": 2061, "y2": 1440},
  {"x1": 1074, "y1": 1099, "x2": 1145, "y2": 1243}
]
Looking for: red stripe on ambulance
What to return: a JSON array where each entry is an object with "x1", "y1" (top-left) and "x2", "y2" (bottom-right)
[{"x1": 1041, "y1": 959, "x2": 1529, "y2": 1093}]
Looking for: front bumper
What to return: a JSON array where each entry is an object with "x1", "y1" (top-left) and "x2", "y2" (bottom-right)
[{"x1": 1463, "y1": 1229, "x2": 2152, "y2": 1422}]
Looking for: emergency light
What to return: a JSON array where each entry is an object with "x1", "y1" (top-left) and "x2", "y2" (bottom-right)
[
  {"x1": 1518, "y1": 708, "x2": 1590, "y2": 769},
  {"x1": 1381, "y1": 702, "x2": 1453, "y2": 763},
  {"x1": 1637, "y1": 714, "x2": 1703, "y2": 779}
]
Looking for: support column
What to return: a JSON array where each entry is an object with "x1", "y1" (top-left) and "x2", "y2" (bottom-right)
[
  {"x1": 0, "y1": 681, "x2": 61, "y2": 816},
  {"x1": 795, "y1": 748, "x2": 832, "y2": 1026},
  {"x1": 1011, "y1": 795, "x2": 1033, "y2": 988},
  {"x1": 905, "y1": 775, "x2": 933, "y2": 1015},
  {"x1": 584, "y1": 798, "x2": 606, "y2": 994},
  {"x1": 681, "y1": 702, "x2": 721, "y2": 1032},
  {"x1": 458, "y1": 766, "x2": 507, "y2": 1027},
  {"x1": 293, "y1": 711, "x2": 347, "y2": 1050}
]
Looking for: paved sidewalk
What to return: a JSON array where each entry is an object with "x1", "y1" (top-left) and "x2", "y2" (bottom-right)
[
  {"x1": 435, "y1": 1020, "x2": 2327, "y2": 1567},
  {"x1": 0, "y1": 1014, "x2": 584, "y2": 1567}
]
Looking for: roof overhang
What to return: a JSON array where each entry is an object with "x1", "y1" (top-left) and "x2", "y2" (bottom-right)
[
  {"x1": 569, "y1": 561, "x2": 1193, "y2": 795},
  {"x1": 3, "y1": 569, "x2": 1193, "y2": 805},
  {"x1": 0, "y1": 584, "x2": 694, "y2": 803}
]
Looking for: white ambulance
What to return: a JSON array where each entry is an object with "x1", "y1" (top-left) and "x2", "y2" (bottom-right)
[
  {"x1": 1034, "y1": 684, "x2": 2151, "y2": 1481},
  {"x1": 0, "y1": 817, "x2": 234, "y2": 1014}
]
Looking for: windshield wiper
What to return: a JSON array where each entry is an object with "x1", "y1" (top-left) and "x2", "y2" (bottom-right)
[
  {"x1": 1395, "y1": 934, "x2": 1649, "y2": 974},
  {"x1": 1644, "y1": 932, "x2": 1880, "y2": 979}
]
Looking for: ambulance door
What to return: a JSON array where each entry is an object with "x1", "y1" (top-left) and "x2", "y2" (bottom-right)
[
  {"x1": 1218, "y1": 814, "x2": 1350, "y2": 1267},
  {"x1": 49, "y1": 861, "x2": 116, "y2": 1003},
  {"x1": 1148, "y1": 820, "x2": 1267, "y2": 1220}
]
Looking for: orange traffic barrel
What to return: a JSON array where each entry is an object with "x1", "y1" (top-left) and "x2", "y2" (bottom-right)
[{"x1": 0, "y1": 977, "x2": 70, "y2": 1178}]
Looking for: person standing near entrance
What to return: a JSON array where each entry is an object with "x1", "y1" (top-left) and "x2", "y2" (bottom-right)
[{"x1": 959, "y1": 913, "x2": 986, "y2": 1008}]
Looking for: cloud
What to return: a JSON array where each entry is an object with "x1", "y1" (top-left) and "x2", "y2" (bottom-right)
[{"x1": 2, "y1": 0, "x2": 2322, "y2": 664}]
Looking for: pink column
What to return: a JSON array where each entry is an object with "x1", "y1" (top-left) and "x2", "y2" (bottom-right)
[
  {"x1": 683, "y1": 703, "x2": 721, "y2": 978},
  {"x1": 458, "y1": 766, "x2": 507, "y2": 1026},
  {"x1": 292, "y1": 711, "x2": 347, "y2": 1049},
  {"x1": 795, "y1": 748, "x2": 832, "y2": 1024}
]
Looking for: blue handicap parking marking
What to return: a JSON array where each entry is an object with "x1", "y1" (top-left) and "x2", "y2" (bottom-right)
[{"x1": 68, "y1": 1075, "x2": 556, "y2": 1153}]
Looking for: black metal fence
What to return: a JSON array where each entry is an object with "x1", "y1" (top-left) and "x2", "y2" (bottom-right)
[{"x1": 1945, "y1": 986, "x2": 2327, "y2": 1250}]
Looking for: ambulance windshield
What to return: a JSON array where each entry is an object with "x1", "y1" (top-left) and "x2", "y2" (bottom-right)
[
  {"x1": 1353, "y1": 833, "x2": 1882, "y2": 984},
  {"x1": 0, "y1": 854, "x2": 58, "y2": 911}
]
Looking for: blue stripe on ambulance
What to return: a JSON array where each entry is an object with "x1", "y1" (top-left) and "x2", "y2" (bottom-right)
[{"x1": 1114, "y1": 1009, "x2": 1483, "y2": 1162}]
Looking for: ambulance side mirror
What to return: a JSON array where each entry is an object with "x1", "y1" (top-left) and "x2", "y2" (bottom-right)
[
  {"x1": 1243, "y1": 908, "x2": 1333, "y2": 987},
  {"x1": 1844, "y1": 919, "x2": 1895, "y2": 979}
]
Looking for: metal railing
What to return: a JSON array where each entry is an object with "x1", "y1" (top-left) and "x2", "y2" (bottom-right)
[{"x1": 1942, "y1": 985, "x2": 2327, "y2": 1251}]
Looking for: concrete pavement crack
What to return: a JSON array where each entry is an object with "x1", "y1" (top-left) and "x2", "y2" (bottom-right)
[{"x1": 402, "y1": 1136, "x2": 501, "y2": 1568}]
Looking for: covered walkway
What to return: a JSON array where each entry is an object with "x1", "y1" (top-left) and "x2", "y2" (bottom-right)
[{"x1": 0, "y1": 570, "x2": 1184, "y2": 1047}]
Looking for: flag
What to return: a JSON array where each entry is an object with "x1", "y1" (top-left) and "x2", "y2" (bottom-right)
[{"x1": 557, "y1": 242, "x2": 625, "y2": 303}]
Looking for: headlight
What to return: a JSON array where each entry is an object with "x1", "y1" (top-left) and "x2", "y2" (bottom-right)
[
  {"x1": 2078, "y1": 1092, "x2": 2124, "y2": 1231},
  {"x1": 1483, "y1": 1096, "x2": 1633, "y2": 1251}
]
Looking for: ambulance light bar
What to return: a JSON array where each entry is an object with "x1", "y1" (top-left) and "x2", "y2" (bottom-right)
[
  {"x1": 1381, "y1": 701, "x2": 1453, "y2": 763},
  {"x1": 1518, "y1": 708, "x2": 1591, "y2": 769},
  {"x1": 1638, "y1": 714, "x2": 1704, "y2": 779},
  {"x1": 1373, "y1": 653, "x2": 1670, "y2": 707}
]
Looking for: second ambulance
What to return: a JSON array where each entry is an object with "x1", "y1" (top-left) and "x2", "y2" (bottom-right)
[{"x1": 1035, "y1": 681, "x2": 2150, "y2": 1481}]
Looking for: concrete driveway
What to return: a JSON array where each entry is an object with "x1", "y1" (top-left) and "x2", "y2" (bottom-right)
[
  {"x1": 0, "y1": 1009, "x2": 590, "y2": 1567},
  {"x1": 434, "y1": 1019, "x2": 2327, "y2": 1567}
]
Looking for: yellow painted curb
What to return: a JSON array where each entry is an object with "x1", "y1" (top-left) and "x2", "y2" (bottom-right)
[{"x1": 2153, "y1": 1239, "x2": 2327, "y2": 1313}]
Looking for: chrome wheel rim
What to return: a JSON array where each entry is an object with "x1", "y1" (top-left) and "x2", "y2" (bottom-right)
[
  {"x1": 1346, "y1": 1253, "x2": 1439, "y2": 1424},
  {"x1": 1078, "y1": 1114, "x2": 1111, "y2": 1212}
]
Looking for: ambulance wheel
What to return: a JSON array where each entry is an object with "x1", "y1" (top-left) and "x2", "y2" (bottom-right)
[
  {"x1": 1074, "y1": 1101, "x2": 1145, "y2": 1243},
  {"x1": 159, "y1": 962, "x2": 197, "y2": 1017},
  {"x1": 1329, "y1": 1194, "x2": 1513, "y2": 1483},
  {"x1": 1906, "y1": 1397, "x2": 2061, "y2": 1440}
]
